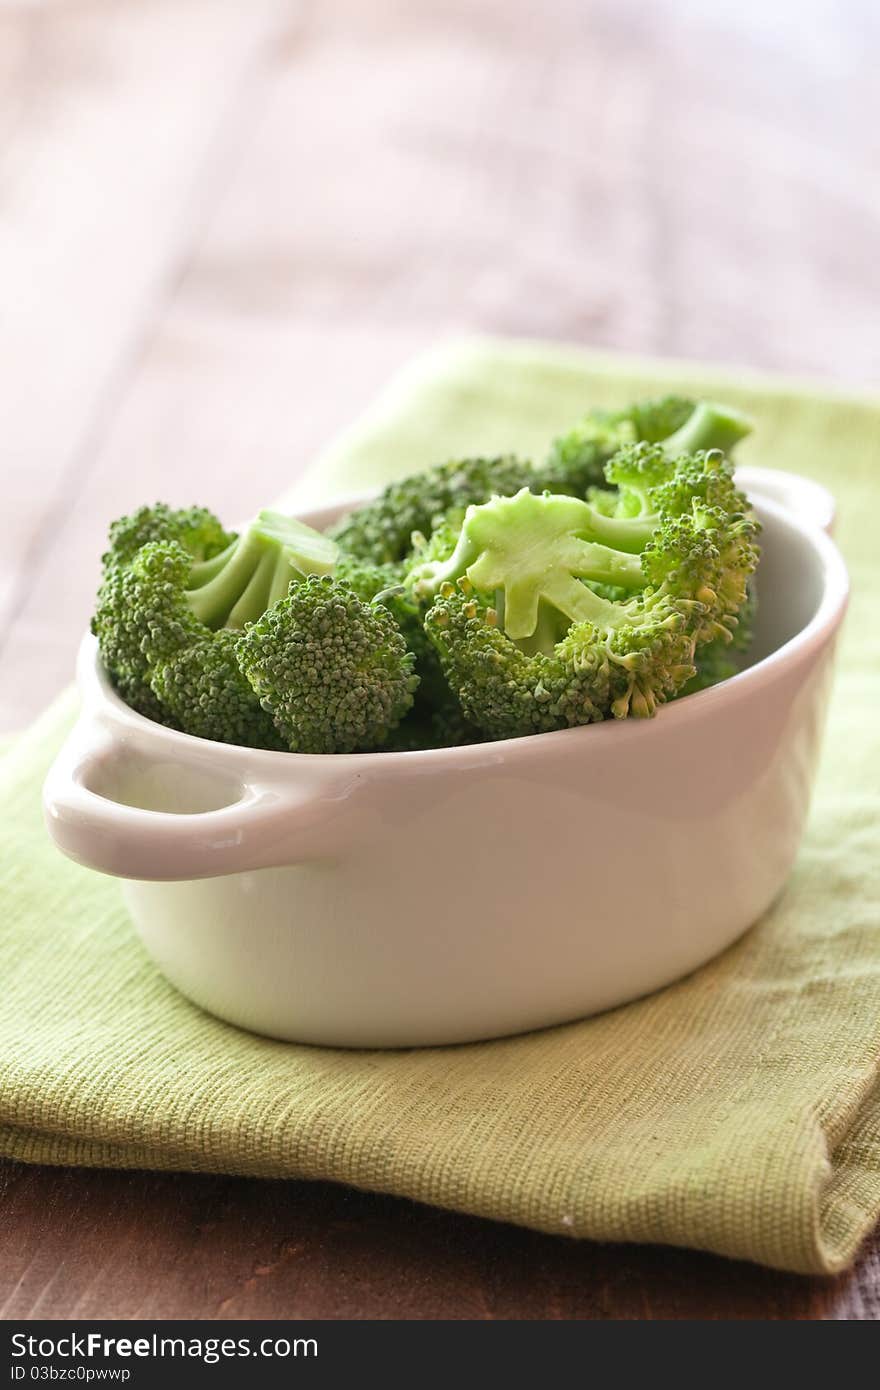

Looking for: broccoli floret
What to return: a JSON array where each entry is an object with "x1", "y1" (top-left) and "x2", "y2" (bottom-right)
[
  {"x1": 417, "y1": 448, "x2": 759, "y2": 736},
  {"x1": 102, "y1": 503, "x2": 233, "y2": 573},
  {"x1": 185, "y1": 510, "x2": 338, "y2": 628},
  {"x1": 333, "y1": 552, "x2": 406, "y2": 602},
  {"x1": 328, "y1": 399, "x2": 752, "y2": 567},
  {"x1": 335, "y1": 550, "x2": 452, "y2": 715},
  {"x1": 606, "y1": 436, "x2": 749, "y2": 521},
  {"x1": 327, "y1": 455, "x2": 537, "y2": 565},
  {"x1": 677, "y1": 581, "x2": 758, "y2": 695},
  {"x1": 92, "y1": 541, "x2": 207, "y2": 714},
  {"x1": 92, "y1": 407, "x2": 758, "y2": 754},
  {"x1": 408, "y1": 441, "x2": 757, "y2": 635},
  {"x1": 410, "y1": 488, "x2": 648, "y2": 646},
  {"x1": 235, "y1": 577, "x2": 419, "y2": 753},
  {"x1": 93, "y1": 508, "x2": 340, "y2": 742},
  {"x1": 543, "y1": 397, "x2": 752, "y2": 498},
  {"x1": 540, "y1": 411, "x2": 640, "y2": 499},
  {"x1": 150, "y1": 630, "x2": 285, "y2": 749},
  {"x1": 425, "y1": 582, "x2": 698, "y2": 736}
]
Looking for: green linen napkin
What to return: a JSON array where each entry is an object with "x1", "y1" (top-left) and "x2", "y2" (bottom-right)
[{"x1": 2, "y1": 339, "x2": 879, "y2": 1275}]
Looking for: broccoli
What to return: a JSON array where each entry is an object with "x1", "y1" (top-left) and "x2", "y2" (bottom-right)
[
  {"x1": 328, "y1": 455, "x2": 537, "y2": 565},
  {"x1": 425, "y1": 582, "x2": 698, "y2": 735},
  {"x1": 328, "y1": 398, "x2": 752, "y2": 568},
  {"x1": 93, "y1": 508, "x2": 341, "y2": 745},
  {"x1": 92, "y1": 394, "x2": 759, "y2": 754},
  {"x1": 97, "y1": 505, "x2": 338, "y2": 634},
  {"x1": 411, "y1": 487, "x2": 645, "y2": 646},
  {"x1": 101, "y1": 503, "x2": 233, "y2": 573},
  {"x1": 93, "y1": 538, "x2": 278, "y2": 745},
  {"x1": 417, "y1": 445, "x2": 759, "y2": 737},
  {"x1": 678, "y1": 583, "x2": 758, "y2": 695},
  {"x1": 411, "y1": 447, "x2": 756, "y2": 633},
  {"x1": 150, "y1": 630, "x2": 284, "y2": 749},
  {"x1": 235, "y1": 577, "x2": 419, "y2": 753},
  {"x1": 92, "y1": 540, "x2": 207, "y2": 717},
  {"x1": 543, "y1": 397, "x2": 752, "y2": 499},
  {"x1": 334, "y1": 549, "x2": 451, "y2": 716},
  {"x1": 605, "y1": 433, "x2": 750, "y2": 522}
]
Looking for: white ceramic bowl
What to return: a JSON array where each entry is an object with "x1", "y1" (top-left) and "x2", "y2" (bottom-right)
[{"x1": 43, "y1": 469, "x2": 847, "y2": 1048}]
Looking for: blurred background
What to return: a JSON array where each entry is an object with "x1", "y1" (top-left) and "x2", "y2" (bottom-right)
[{"x1": 1, "y1": 0, "x2": 878, "y2": 732}]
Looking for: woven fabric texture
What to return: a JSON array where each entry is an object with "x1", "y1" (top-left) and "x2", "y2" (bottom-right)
[{"x1": 1, "y1": 339, "x2": 878, "y2": 1273}]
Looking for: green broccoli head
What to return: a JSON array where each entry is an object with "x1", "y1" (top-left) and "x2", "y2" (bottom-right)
[
  {"x1": 409, "y1": 443, "x2": 758, "y2": 643},
  {"x1": 425, "y1": 579, "x2": 699, "y2": 738},
  {"x1": 423, "y1": 585, "x2": 609, "y2": 739},
  {"x1": 92, "y1": 395, "x2": 759, "y2": 754},
  {"x1": 604, "y1": 439, "x2": 685, "y2": 515},
  {"x1": 150, "y1": 629, "x2": 285, "y2": 749},
  {"x1": 92, "y1": 540, "x2": 206, "y2": 713},
  {"x1": 607, "y1": 440, "x2": 749, "y2": 520},
  {"x1": 409, "y1": 488, "x2": 646, "y2": 645},
  {"x1": 327, "y1": 455, "x2": 538, "y2": 565},
  {"x1": 544, "y1": 397, "x2": 752, "y2": 499},
  {"x1": 327, "y1": 397, "x2": 751, "y2": 569},
  {"x1": 93, "y1": 508, "x2": 341, "y2": 744},
  {"x1": 334, "y1": 549, "x2": 452, "y2": 715},
  {"x1": 102, "y1": 504, "x2": 233, "y2": 573},
  {"x1": 416, "y1": 442, "x2": 760, "y2": 735},
  {"x1": 641, "y1": 506, "x2": 758, "y2": 647},
  {"x1": 235, "y1": 577, "x2": 419, "y2": 753}
]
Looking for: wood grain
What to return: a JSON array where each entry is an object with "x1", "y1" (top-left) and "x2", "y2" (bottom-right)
[
  {"x1": 1, "y1": 1162, "x2": 877, "y2": 1321},
  {"x1": 1, "y1": 0, "x2": 879, "y2": 1320},
  {"x1": 0, "y1": 0, "x2": 289, "y2": 722}
]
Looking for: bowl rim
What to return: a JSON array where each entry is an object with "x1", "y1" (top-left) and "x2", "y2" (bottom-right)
[{"x1": 82, "y1": 490, "x2": 850, "y2": 769}]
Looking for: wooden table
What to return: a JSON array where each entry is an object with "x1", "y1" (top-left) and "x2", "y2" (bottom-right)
[{"x1": 1, "y1": 0, "x2": 878, "y2": 1319}]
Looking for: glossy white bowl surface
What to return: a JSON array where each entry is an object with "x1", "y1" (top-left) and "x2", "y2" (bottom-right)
[{"x1": 43, "y1": 470, "x2": 848, "y2": 1047}]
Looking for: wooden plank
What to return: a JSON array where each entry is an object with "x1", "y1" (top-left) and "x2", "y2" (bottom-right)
[
  {"x1": 0, "y1": 0, "x2": 286, "y2": 705},
  {"x1": 0, "y1": 1162, "x2": 874, "y2": 1320}
]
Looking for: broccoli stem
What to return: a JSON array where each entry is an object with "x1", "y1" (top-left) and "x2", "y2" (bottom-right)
[
  {"x1": 267, "y1": 548, "x2": 301, "y2": 609},
  {"x1": 513, "y1": 601, "x2": 568, "y2": 657},
  {"x1": 187, "y1": 529, "x2": 277, "y2": 628},
  {"x1": 227, "y1": 543, "x2": 279, "y2": 628},
  {"x1": 185, "y1": 511, "x2": 339, "y2": 629},
  {"x1": 416, "y1": 492, "x2": 652, "y2": 597},
  {"x1": 662, "y1": 401, "x2": 752, "y2": 458},
  {"x1": 187, "y1": 542, "x2": 236, "y2": 589},
  {"x1": 573, "y1": 509, "x2": 657, "y2": 553}
]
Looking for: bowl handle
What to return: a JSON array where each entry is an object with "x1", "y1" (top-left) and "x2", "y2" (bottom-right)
[
  {"x1": 735, "y1": 466, "x2": 836, "y2": 535},
  {"x1": 43, "y1": 716, "x2": 350, "y2": 882}
]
